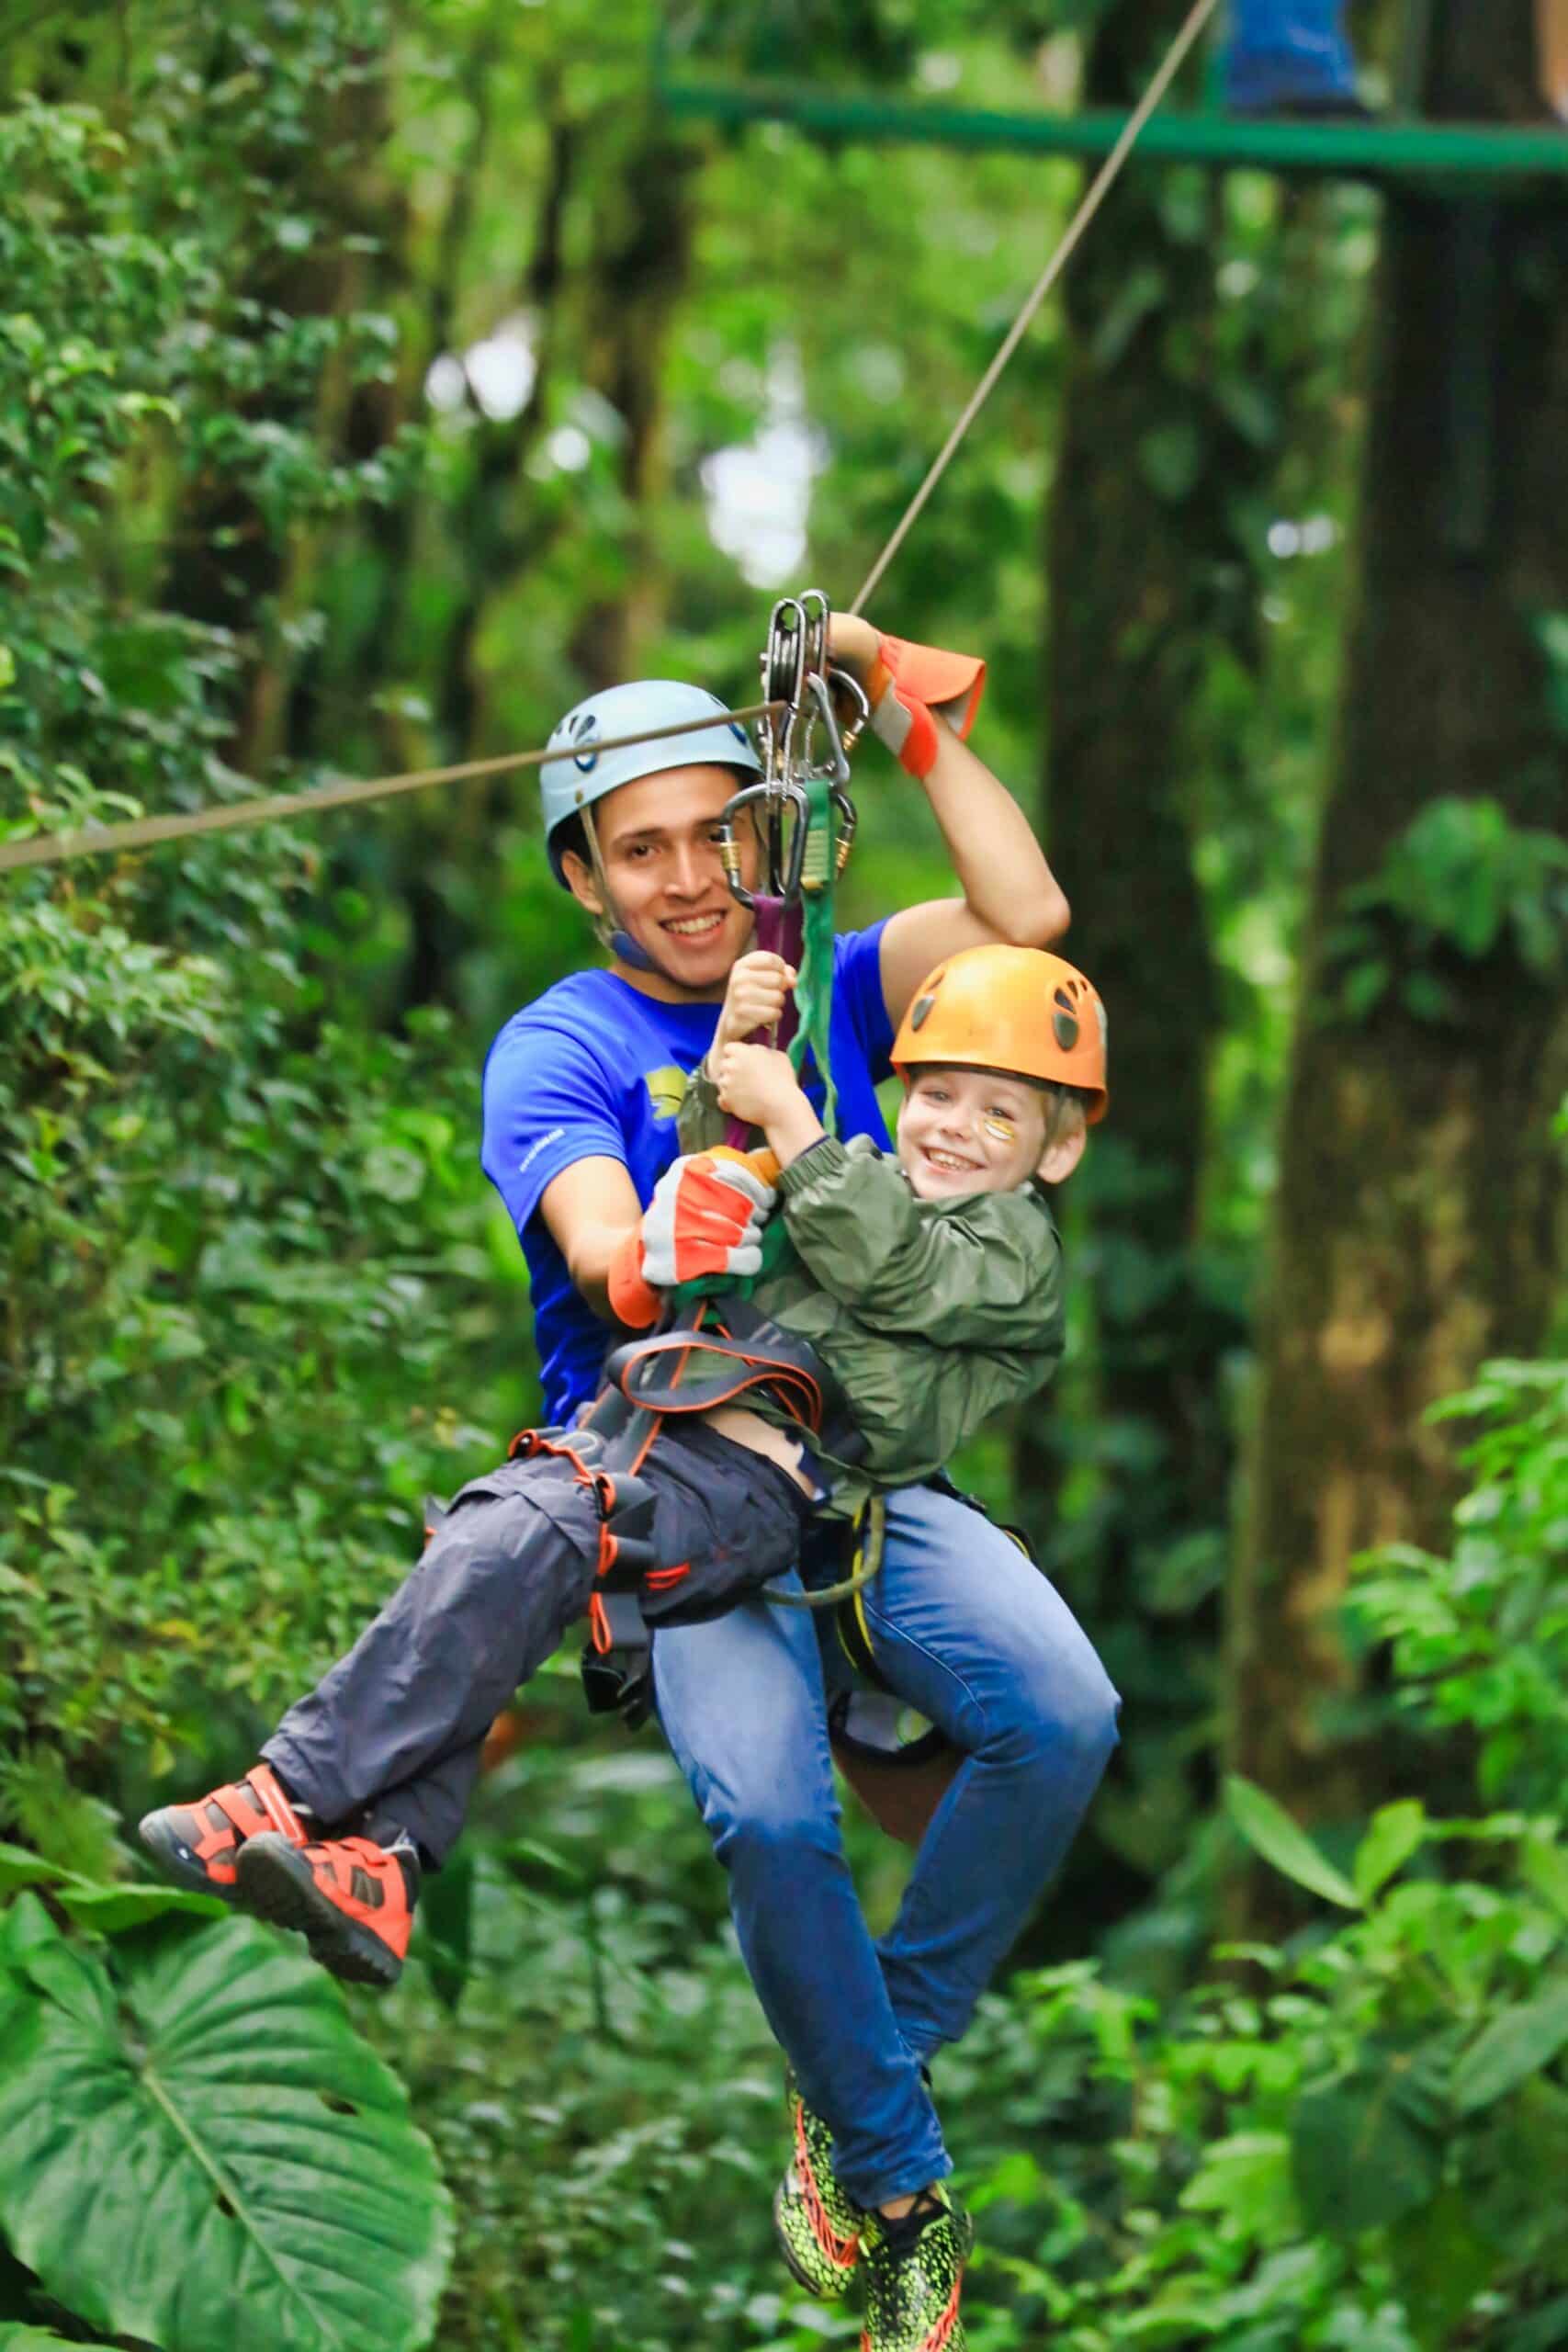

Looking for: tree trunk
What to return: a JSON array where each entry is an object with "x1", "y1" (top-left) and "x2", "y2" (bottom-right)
[{"x1": 1228, "y1": 1, "x2": 1568, "y2": 1896}]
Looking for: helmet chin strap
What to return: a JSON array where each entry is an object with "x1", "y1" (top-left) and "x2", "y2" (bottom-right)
[{"x1": 578, "y1": 802, "x2": 662, "y2": 978}]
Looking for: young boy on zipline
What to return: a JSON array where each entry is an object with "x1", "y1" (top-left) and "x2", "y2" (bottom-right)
[{"x1": 142, "y1": 934, "x2": 1106, "y2": 2352}]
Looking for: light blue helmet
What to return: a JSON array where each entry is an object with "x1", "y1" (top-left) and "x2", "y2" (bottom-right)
[{"x1": 539, "y1": 679, "x2": 761, "y2": 884}]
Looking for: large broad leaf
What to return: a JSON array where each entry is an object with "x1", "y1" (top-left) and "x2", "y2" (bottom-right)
[
  {"x1": 1450, "y1": 1981, "x2": 1568, "y2": 2115},
  {"x1": 0, "y1": 1900, "x2": 452, "y2": 2352},
  {"x1": 0, "y1": 1849, "x2": 225, "y2": 1933},
  {"x1": 51, "y1": 1882, "x2": 228, "y2": 1934},
  {"x1": 1224, "y1": 1776, "x2": 1361, "y2": 1910}
]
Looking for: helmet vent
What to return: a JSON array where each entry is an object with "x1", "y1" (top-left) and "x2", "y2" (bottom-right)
[
  {"x1": 570, "y1": 713, "x2": 600, "y2": 773},
  {"x1": 1053, "y1": 1004, "x2": 1080, "y2": 1050},
  {"x1": 908, "y1": 990, "x2": 937, "y2": 1031}
]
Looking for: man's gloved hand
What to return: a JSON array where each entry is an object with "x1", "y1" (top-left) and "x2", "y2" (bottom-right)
[
  {"x1": 865, "y1": 632, "x2": 987, "y2": 781},
  {"x1": 605, "y1": 1151, "x2": 777, "y2": 1328}
]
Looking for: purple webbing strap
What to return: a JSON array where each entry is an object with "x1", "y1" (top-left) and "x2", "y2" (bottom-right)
[{"x1": 723, "y1": 893, "x2": 806, "y2": 1149}]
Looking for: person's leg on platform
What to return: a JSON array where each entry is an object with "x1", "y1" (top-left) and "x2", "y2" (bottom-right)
[{"x1": 1224, "y1": 0, "x2": 1359, "y2": 113}]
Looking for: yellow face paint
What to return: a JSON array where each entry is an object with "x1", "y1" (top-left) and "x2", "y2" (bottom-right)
[{"x1": 982, "y1": 1114, "x2": 1018, "y2": 1145}]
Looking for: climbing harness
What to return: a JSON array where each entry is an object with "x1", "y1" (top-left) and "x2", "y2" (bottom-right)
[{"x1": 507, "y1": 1293, "x2": 886, "y2": 1728}]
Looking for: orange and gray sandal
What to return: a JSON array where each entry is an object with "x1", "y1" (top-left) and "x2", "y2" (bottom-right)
[
  {"x1": 236, "y1": 1830, "x2": 418, "y2": 1989},
  {"x1": 139, "y1": 1761, "x2": 308, "y2": 1898}
]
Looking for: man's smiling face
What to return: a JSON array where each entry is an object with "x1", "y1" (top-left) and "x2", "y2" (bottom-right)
[{"x1": 559, "y1": 764, "x2": 759, "y2": 998}]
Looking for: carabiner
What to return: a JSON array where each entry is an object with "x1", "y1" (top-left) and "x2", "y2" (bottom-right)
[
  {"x1": 716, "y1": 777, "x2": 810, "y2": 909},
  {"x1": 796, "y1": 668, "x2": 859, "y2": 788}
]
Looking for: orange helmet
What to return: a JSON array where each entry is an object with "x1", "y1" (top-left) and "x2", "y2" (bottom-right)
[{"x1": 890, "y1": 944, "x2": 1108, "y2": 1123}]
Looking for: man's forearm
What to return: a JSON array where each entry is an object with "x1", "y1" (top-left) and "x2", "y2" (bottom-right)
[{"x1": 569, "y1": 1216, "x2": 645, "y2": 1324}]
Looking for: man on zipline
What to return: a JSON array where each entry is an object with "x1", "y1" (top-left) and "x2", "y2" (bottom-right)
[
  {"x1": 141, "y1": 611, "x2": 1120, "y2": 2352},
  {"x1": 481, "y1": 614, "x2": 1120, "y2": 2344}
]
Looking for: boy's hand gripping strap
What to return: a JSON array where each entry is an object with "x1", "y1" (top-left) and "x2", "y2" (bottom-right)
[{"x1": 865, "y1": 633, "x2": 987, "y2": 781}]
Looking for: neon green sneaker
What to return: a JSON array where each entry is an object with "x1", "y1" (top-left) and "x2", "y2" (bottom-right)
[
  {"x1": 772, "y1": 2070, "x2": 863, "y2": 2299},
  {"x1": 858, "y1": 2183, "x2": 974, "y2": 2352}
]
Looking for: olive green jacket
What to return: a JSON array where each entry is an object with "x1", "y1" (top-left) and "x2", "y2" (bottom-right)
[{"x1": 677, "y1": 1078, "x2": 1065, "y2": 1516}]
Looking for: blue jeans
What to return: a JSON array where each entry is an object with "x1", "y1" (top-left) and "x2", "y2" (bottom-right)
[
  {"x1": 1224, "y1": 1, "x2": 1357, "y2": 107},
  {"x1": 650, "y1": 1484, "x2": 1120, "y2": 2208}
]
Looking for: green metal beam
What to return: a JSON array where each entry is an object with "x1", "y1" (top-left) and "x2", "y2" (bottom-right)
[{"x1": 659, "y1": 74, "x2": 1568, "y2": 187}]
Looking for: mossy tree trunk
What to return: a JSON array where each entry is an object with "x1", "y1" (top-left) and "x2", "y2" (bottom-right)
[{"x1": 1227, "y1": 2, "x2": 1568, "y2": 1906}]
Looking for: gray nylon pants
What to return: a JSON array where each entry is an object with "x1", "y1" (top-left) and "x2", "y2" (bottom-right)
[{"x1": 263, "y1": 1419, "x2": 807, "y2": 1866}]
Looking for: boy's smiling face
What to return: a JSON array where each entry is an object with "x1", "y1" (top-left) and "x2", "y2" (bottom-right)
[{"x1": 897, "y1": 1066, "x2": 1051, "y2": 1200}]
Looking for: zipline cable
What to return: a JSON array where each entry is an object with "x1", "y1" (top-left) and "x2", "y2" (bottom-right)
[
  {"x1": 850, "y1": 0, "x2": 1223, "y2": 615},
  {"x1": 0, "y1": 705, "x2": 783, "y2": 876},
  {"x1": 3, "y1": 0, "x2": 1216, "y2": 879}
]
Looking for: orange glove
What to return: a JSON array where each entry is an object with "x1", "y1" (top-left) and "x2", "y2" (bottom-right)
[
  {"x1": 605, "y1": 1152, "x2": 776, "y2": 1329},
  {"x1": 865, "y1": 633, "x2": 987, "y2": 781}
]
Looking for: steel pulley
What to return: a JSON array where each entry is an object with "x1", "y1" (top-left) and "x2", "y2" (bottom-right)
[{"x1": 716, "y1": 591, "x2": 867, "y2": 913}]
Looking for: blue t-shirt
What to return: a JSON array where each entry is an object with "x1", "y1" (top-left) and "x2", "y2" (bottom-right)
[{"x1": 482, "y1": 922, "x2": 895, "y2": 1423}]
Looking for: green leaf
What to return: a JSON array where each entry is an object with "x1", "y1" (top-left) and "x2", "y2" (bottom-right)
[
  {"x1": 1179, "y1": 2131, "x2": 1297, "y2": 2237},
  {"x1": 1521, "y1": 1828, "x2": 1568, "y2": 1923},
  {"x1": 1292, "y1": 2049, "x2": 1444, "y2": 2233},
  {"x1": 1507, "y1": 2294, "x2": 1568, "y2": 2352},
  {"x1": 0, "y1": 1844, "x2": 67, "y2": 1897},
  {"x1": 1450, "y1": 1982, "x2": 1568, "y2": 2115},
  {"x1": 53, "y1": 1881, "x2": 229, "y2": 1933},
  {"x1": 0, "y1": 1910, "x2": 453, "y2": 2352},
  {"x1": 1339, "y1": 956, "x2": 1389, "y2": 1019},
  {"x1": 1386, "y1": 2187, "x2": 1497, "y2": 2350},
  {"x1": 1353, "y1": 1800, "x2": 1427, "y2": 1903},
  {"x1": 1224, "y1": 1776, "x2": 1361, "y2": 1910},
  {"x1": 0, "y1": 1893, "x2": 59, "y2": 1974},
  {"x1": 0, "y1": 2329, "x2": 89, "y2": 2349}
]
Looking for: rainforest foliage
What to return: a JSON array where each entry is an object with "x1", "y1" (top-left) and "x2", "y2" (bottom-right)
[{"x1": 1, "y1": 3, "x2": 1564, "y2": 2347}]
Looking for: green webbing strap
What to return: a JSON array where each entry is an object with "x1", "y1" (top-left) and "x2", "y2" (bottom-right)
[{"x1": 792, "y1": 773, "x2": 839, "y2": 1138}]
